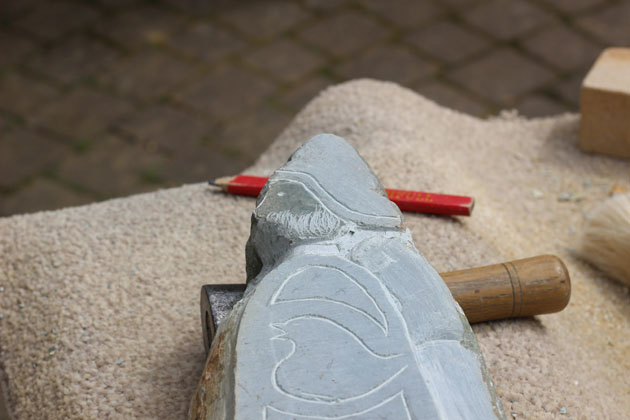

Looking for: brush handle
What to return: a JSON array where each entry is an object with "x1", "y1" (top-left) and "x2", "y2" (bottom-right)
[{"x1": 442, "y1": 255, "x2": 571, "y2": 323}]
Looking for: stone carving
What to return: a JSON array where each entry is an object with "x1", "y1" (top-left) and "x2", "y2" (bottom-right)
[{"x1": 189, "y1": 134, "x2": 506, "y2": 420}]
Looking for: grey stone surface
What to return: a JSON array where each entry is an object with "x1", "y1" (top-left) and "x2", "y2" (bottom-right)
[
  {"x1": 414, "y1": 80, "x2": 488, "y2": 117},
  {"x1": 95, "y1": 5, "x2": 185, "y2": 50},
  {"x1": 551, "y1": 71, "x2": 587, "y2": 107},
  {"x1": 359, "y1": 0, "x2": 444, "y2": 27},
  {"x1": 279, "y1": 76, "x2": 333, "y2": 111},
  {"x1": 1, "y1": 0, "x2": 606, "y2": 219},
  {"x1": 516, "y1": 94, "x2": 569, "y2": 117},
  {"x1": 169, "y1": 22, "x2": 244, "y2": 64},
  {"x1": 99, "y1": 50, "x2": 198, "y2": 101},
  {"x1": 56, "y1": 135, "x2": 164, "y2": 197},
  {"x1": 540, "y1": 0, "x2": 604, "y2": 14},
  {"x1": 575, "y1": 2, "x2": 630, "y2": 45},
  {"x1": 0, "y1": 31, "x2": 36, "y2": 68},
  {"x1": 243, "y1": 40, "x2": 325, "y2": 84},
  {"x1": 190, "y1": 134, "x2": 505, "y2": 419},
  {"x1": 0, "y1": 178, "x2": 92, "y2": 217},
  {"x1": 448, "y1": 48, "x2": 555, "y2": 104},
  {"x1": 0, "y1": 114, "x2": 9, "y2": 133},
  {"x1": 13, "y1": 1, "x2": 100, "y2": 40},
  {"x1": 116, "y1": 105, "x2": 211, "y2": 153},
  {"x1": 298, "y1": 11, "x2": 389, "y2": 57},
  {"x1": 335, "y1": 45, "x2": 437, "y2": 85},
  {"x1": 463, "y1": 0, "x2": 553, "y2": 40},
  {"x1": 0, "y1": 128, "x2": 68, "y2": 187},
  {"x1": 0, "y1": 72, "x2": 58, "y2": 117},
  {"x1": 522, "y1": 25, "x2": 601, "y2": 72},
  {"x1": 34, "y1": 87, "x2": 135, "y2": 141},
  {"x1": 219, "y1": 0, "x2": 309, "y2": 40},
  {"x1": 176, "y1": 65, "x2": 276, "y2": 118},
  {"x1": 211, "y1": 106, "x2": 293, "y2": 163},
  {"x1": 405, "y1": 20, "x2": 491, "y2": 64},
  {"x1": 26, "y1": 35, "x2": 121, "y2": 86}
]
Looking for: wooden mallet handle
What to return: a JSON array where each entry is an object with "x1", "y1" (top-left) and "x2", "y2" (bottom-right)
[{"x1": 441, "y1": 254, "x2": 571, "y2": 323}]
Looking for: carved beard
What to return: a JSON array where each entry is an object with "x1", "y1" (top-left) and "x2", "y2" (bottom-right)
[{"x1": 265, "y1": 206, "x2": 348, "y2": 240}]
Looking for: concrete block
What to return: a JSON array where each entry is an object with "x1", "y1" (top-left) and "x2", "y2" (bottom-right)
[{"x1": 580, "y1": 48, "x2": 630, "y2": 158}]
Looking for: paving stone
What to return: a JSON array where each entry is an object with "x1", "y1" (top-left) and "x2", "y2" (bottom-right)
[
  {"x1": 176, "y1": 64, "x2": 276, "y2": 119},
  {"x1": 279, "y1": 75, "x2": 334, "y2": 111},
  {"x1": 438, "y1": 0, "x2": 478, "y2": 9},
  {"x1": 1, "y1": 0, "x2": 627, "y2": 214},
  {"x1": 359, "y1": 0, "x2": 444, "y2": 27},
  {"x1": 335, "y1": 44, "x2": 436, "y2": 85},
  {"x1": 35, "y1": 87, "x2": 135, "y2": 141},
  {"x1": 212, "y1": 106, "x2": 293, "y2": 163},
  {"x1": 95, "y1": 0, "x2": 141, "y2": 7},
  {"x1": 405, "y1": 20, "x2": 490, "y2": 63},
  {"x1": 220, "y1": 0, "x2": 309, "y2": 39},
  {"x1": 243, "y1": 39, "x2": 326, "y2": 83},
  {"x1": 414, "y1": 80, "x2": 487, "y2": 117},
  {"x1": 0, "y1": 31, "x2": 37, "y2": 68},
  {"x1": 523, "y1": 25, "x2": 601, "y2": 72},
  {"x1": 100, "y1": 50, "x2": 198, "y2": 101},
  {"x1": 463, "y1": 0, "x2": 554, "y2": 40},
  {"x1": 0, "y1": 128, "x2": 67, "y2": 187},
  {"x1": 576, "y1": 2, "x2": 630, "y2": 46},
  {"x1": 162, "y1": 0, "x2": 225, "y2": 13},
  {"x1": 0, "y1": 114, "x2": 9, "y2": 133},
  {"x1": 56, "y1": 135, "x2": 164, "y2": 197},
  {"x1": 0, "y1": 0, "x2": 40, "y2": 19},
  {"x1": 0, "y1": 72, "x2": 58, "y2": 118},
  {"x1": 516, "y1": 93, "x2": 571, "y2": 117},
  {"x1": 169, "y1": 22, "x2": 244, "y2": 64},
  {"x1": 0, "y1": 178, "x2": 92, "y2": 217},
  {"x1": 551, "y1": 71, "x2": 587, "y2": 107},
  {"x1": 116, "y1": 105, "x2": 211, "y2": 153},
  {"x1": 13, "y1": 1, "x2": 100, "y2": 41},
  {"x1": 539, "y1": 0, "x2": 605, "y2": 14},
  {"x1": 303, "y1": 0, "x2": 351, "y2": 12},
  {"x1": 26, "y1": 35, "x2": 120, "y2": 86},
  {"x1": 95, "y1": 5, "x2": 185, "y2": 49},
  {"x1": 298, "y1": 10, "x2": 389, "y2": 57},
  {"x1": 447, "y1": 48, "x2": 555, "y2": 105},
  {"x1": 159, "y1": 146, "x2": 247, "y2": 186}
]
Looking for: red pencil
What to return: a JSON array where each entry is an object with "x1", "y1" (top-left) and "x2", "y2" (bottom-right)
[{"x1": 209, "y1": 175, "x2": 474, "y2": 216}]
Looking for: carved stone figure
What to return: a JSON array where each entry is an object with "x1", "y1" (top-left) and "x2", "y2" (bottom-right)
[{"x1": 189, "y1": 134, "x2": 506, "y2": 420}]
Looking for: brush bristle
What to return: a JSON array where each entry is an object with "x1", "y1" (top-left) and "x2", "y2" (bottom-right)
[{"x1": 579, "y1": 193, "x2": 630, "y2": 286}]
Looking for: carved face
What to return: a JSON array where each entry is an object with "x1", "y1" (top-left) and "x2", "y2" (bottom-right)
[{"x1": 246, "y1": 134, "x2": 403, "y2": 278}]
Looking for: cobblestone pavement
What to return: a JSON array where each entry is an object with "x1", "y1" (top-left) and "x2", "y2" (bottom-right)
[{"x1": 0, "y1": 0, "x2": 628, "y2": 217}]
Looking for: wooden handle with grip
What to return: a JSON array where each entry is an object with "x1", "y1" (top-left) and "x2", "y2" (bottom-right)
[{"x1": 441, "y1": 255, "x2": 571, "y2": 323}]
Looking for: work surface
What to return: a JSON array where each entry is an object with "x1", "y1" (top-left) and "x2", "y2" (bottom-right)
[{"x1": 0, "y1": 80, "x2": 628, "y2": 419}]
